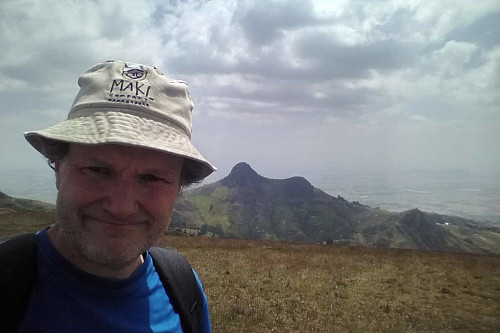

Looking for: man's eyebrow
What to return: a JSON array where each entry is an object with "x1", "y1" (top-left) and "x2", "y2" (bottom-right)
[
  {"x1": 142, "y1": 168, "x2": 177, "y2": 177},
  {"x1": 85, "y1": 158, "x2": 176, "y2": 176},
  {"x1": 80, "y1": 157, "x2": 113, "y2": 168}
]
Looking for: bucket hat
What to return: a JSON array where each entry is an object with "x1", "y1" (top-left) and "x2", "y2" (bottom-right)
[{"x1": 24, "y1": 60, "x2": 216, "y2": 181}]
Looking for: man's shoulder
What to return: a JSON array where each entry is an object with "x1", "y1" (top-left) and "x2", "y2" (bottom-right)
[
  {"x1": 0, "y1": 232, "x2": 38, "y2": 285},
  {"x1": 148, "y1": 246, "x2": 199, "y2": 292},
  {"x1": 0, "y1": 232, "x2": 37, "y2": 259},
  {"x1": 149, "y1": 246, "x2": 204, "y2": 333},
  {"x1": 0, "y1": 233, "x2": 38, "y2": 333},
  {"x1": 148, "y1": 246, "x2": 191, "y2": 268}
]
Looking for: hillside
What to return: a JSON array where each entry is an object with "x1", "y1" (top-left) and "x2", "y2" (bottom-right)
[
  {"x1": 172, "y1": 162, "x2": 500, "y2": 254},
  {"x1": 0, "y1": 191, "x2": 55, "y2": 237}
]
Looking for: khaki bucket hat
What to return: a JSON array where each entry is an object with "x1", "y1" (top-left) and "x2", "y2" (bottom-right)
[{"x1": 24, "y1": 60, "x2": 216, "y2": 181}]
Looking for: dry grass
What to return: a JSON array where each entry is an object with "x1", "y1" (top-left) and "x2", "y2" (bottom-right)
[
  {"x1": 0, "y1": 210, "x2": 55, "y2": 237},
  {"x1": 158, "y1": 236, "x2": 500, "y2": 333}
]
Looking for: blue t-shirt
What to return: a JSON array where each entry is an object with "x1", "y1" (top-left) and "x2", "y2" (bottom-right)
[{"x1": 17, "y1": 230, "x2": 211, "y2": 333}]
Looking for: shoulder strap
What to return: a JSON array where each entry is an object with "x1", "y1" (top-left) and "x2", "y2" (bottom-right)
[
  {"x1": 149, "y1": 247, "x2": 203, "y2": 333},
  {"x1": 0, "y1": 233, "x2": 38, "y2": 333}
]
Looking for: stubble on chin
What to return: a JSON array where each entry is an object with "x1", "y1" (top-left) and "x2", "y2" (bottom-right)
[{"x1": 54, "y1": 195, "x2": 158, "y2": 271}]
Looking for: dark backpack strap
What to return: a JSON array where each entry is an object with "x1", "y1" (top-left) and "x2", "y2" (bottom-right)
[
  {"x1": 149, "y1": 247, "x2": 203, "y2": 333},
  {"x1": 0, "y1": 233, "x2": 38, "y2": 333}
]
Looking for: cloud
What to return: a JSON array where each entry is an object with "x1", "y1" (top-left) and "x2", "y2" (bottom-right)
[
  {"x1": 234, "y1": 0, "x2": 318, "y2": 45},
  {"x1": 0, "y1": 0, "x2": 499, "y2": 180}
]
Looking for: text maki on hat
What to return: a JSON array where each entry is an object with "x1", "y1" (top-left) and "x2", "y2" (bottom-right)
[{"x1": 24, "y1": 60, "x2": 216, "y2": 181}]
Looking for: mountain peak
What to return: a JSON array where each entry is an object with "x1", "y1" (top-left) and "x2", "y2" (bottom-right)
[
  {"x1": 221, "y1": 162, "x2": 267, "y2": 187},
  {"x1": 231, "y1": 162, "x2": 257, "y2": 175}
]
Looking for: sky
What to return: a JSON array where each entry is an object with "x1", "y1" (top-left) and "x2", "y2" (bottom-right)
[{"x1": 1, "y1": 0, "x2": 499, "y2": 185}]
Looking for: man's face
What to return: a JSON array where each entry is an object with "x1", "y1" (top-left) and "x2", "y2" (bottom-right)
[{"x1": 53, "y1": 143, "x2": 183, "y2": 272}]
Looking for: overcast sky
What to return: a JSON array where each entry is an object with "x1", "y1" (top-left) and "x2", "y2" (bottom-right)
[{"x1": 1, "y1": 0, "x2": 499, "y2": 183}]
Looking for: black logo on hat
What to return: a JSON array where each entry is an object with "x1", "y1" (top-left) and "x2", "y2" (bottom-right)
[{"x1": 122, "y1": 68, "x2": 147, "y2": 80}]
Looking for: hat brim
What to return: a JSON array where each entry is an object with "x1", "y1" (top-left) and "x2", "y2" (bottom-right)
[{"x1": 24, "y1": 111, "x2": 216, "y2": 182}]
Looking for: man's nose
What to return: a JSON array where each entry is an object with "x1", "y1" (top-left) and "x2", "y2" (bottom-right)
[{"x1": 102, "y1": 180, "x2": 140, "y2": 218}]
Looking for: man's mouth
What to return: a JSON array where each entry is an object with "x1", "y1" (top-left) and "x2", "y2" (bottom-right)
[{"x1": 83, "y1": 214, "x2": 147, "y2": 226}]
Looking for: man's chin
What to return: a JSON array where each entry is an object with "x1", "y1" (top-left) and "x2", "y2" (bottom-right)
[
  {"x1": 82, "y1": 241, "x2": 146, "y2": 269},
  {"x1": 70, "y1": 231, "x2": 149, "y2": 268}
]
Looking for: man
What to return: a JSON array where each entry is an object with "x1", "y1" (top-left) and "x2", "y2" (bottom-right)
[{"x1": 0, "y1": 60, "x2": 216, "y2": 332}]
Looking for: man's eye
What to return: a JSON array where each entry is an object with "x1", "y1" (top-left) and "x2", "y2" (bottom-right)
[
  {"x1": 140, "y1": 174, "x2": 163, "y2": 182},
  {"x1": 83, "y1": 167, "x2": 111, "y2": 176}
]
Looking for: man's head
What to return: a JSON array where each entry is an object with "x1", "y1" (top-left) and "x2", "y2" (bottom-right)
[
  {"x1": 53, "y1": 143, "x2": 183, "y2": 273},
  {"x1": 24, "y1": 60, "x2": 215, "y2": 277}
]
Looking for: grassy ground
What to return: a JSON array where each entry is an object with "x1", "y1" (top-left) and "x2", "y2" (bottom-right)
[
  {"x1": 0, "y1": 210, "x2": 55, "y2": 237},
  {"x1": 159, "y1": 235, "x2": 500, "y2": 333}
]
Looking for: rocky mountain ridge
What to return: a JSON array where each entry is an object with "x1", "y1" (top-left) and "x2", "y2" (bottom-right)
[{"x1": 172, "y1": 162, "x2": 500, "y2": 254}]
